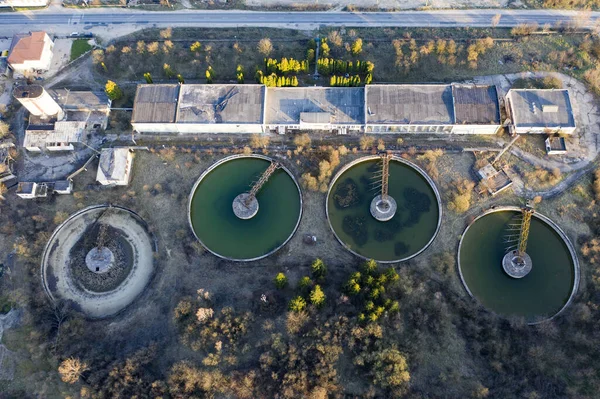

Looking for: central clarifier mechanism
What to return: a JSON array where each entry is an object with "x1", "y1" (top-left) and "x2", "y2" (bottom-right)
[
  {"x1": 370, "y1": 153, "x2": 397, "y2": 222},
  {"x1": 502, "y1": 206, "x2": 534, "y2": 278},
  {"x1": 189, "y1": 155, "x2": 302, "y2": 261},
  {"x1": 232, "y1": 161, "x2": 279, "y2": 220}
]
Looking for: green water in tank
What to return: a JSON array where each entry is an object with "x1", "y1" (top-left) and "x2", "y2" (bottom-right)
[
  {"x1": 190, "y1": 157, "x2": 301, "y2": 260},
  {"x1": 327, "y1": 159, "x2": 440, "y2": 262},
  {"x1": 459, "y1": 211, "x2": 575, "y2": 321}
]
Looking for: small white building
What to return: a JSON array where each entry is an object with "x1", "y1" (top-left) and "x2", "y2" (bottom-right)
[
  {"x1": 7, "y1": 32, "x2": 54, "y2": 77},
  {"x1": 545, "y1": 137, "x2": 567, "y2": 155},
  {"x1": 0, "y1": 0, "x2": 49, "y2": 8},
  {"x1": 506, "y1": 89, "x2": 576, "y2": 135},
  {"x1": 16, "y1": 182, "x2": 48, "y2": 199},
  {"x1": 96, "y1": 148, "x2": 133, "y2": 186},
  {"x1": 52, "y1": 180, "x2": 73, "y2": 195}
]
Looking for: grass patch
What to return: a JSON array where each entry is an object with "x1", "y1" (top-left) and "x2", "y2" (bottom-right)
[
  {"x1": 70, "y1": 39, "x2": 92, "y2": 61},
  {"x1": 0, "y1": 295, "x2": 14, "y2": 314}
]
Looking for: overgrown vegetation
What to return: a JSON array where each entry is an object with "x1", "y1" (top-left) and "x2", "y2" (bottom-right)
[{"x1": 447, "y1": 179, "x2": 476, "y2": 214}]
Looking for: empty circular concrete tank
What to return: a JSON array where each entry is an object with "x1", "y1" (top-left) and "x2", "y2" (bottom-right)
[{"x1": 41, "y1": 205, "x2": 156, "y2": 319}]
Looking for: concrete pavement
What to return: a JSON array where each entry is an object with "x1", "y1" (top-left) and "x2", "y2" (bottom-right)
[{"x1": 0, "y1": 9, "x2": 599, "y2": 32}]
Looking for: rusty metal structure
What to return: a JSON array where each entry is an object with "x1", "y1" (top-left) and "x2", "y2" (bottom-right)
[
  {"x1": 245, "y1": 161, "x2": 279, "y2": 206},
  {"x1": 381, "y1": 153, "x2": 391, "y2": 200}
]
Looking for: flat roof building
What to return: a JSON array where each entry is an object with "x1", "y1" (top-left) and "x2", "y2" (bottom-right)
[
  {"x1": 131, "y1": 84, "x2": 265, "y2": 134},
  {"x1": 506, "y1": 89, "x2": 576, "y2": 134},
  {"x1": 545, "y1": 136, "x2": 568, "y2": 155},
  {"x1": 264, "y1": 87, "x2": 364, "y2": 134},
  {"x1": 23, "y1": 121, "x2": 86, "y2": 152},
  {"x1": 97, "y1": 148, "x2": 133, "y2": 186},
  {"x1": 366, "y1": 84, "x2": 500, "y2": 134},
  {"x1": 16, "y1": 182, "x2": 48, "y2": 199},
  {"x1": 130, "y1": 83, "x2": 502, "y2": 135}
]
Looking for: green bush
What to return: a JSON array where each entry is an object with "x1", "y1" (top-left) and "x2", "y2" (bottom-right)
[
  {"x1": 363, "y1": 259, "x2": 378, "y2": 275},
  {"x1": 309, "y1": 285, "x2": 326, "y2": 308},
  {"x1": 298, "y1": 276, "x2": 313, "y2": 291},
  {"x1": 385, "y1": 267, "x2": 399, "y2": 282},
  {"x1": 274, "y1": 273, "x2": 288, "y2": 289},
  {"x1": 289, "y1": 296, "x2": 307, "y2": 312},
  {"x1": 311, "y1": 258, "x2": 327, "y2": 281}
]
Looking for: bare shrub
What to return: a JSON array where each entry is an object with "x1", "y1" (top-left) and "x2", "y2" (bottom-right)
[
  {"x1": 257, "y1": 38, "x2": 273, "y2": 56},
  {"x1": 359, "y1": 136, "x2": 374, "y2": 150},
  {"x1": 58, "y1": 357, "x2": 88, "y2": 384},
  {"x1": 448, "y1": 179, "x2": 475, "y2": 214}
]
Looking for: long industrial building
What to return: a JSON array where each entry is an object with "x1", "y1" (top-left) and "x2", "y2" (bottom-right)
[{"x1": 131, "y1": 83, "x2": 574, "y2": 136}]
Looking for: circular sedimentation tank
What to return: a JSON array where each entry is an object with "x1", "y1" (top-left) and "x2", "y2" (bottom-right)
[
  {"x1": 41, "y1": 205, "x2": 156, "y2": 319},
  {"x1": 326, "y1": 155, "x2": 441, "y2": 263},
  {"x1": 189, "y1": 154, "x2": 302, "y2": 261},
  {"x1": 458, "y1": 207, "x2": 579, "y2": 323}
]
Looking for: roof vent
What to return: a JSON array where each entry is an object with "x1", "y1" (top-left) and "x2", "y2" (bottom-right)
[{"x1": 542, "y1": 105, "x2": 559, "y2": 113}]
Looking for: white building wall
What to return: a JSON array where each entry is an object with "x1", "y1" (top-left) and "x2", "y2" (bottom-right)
[
  {"x1": 514, "y1": 126, "x2": 576, "y2": 135},
  {"x1": 18, "y1": 87, "x2": 63, "y2": 118},
  {"x1": 132, "y1": 122, "x2": 264, "y2": 134},
  {"x1": 451, "y1": 124, "x2": 500, "y2": 134},
  {"x1": 0, "y1": 0, "x2": 48, "y2": 7},
  {"x1": 366, "y1": 124, "x2": 499, "y2": 134}
]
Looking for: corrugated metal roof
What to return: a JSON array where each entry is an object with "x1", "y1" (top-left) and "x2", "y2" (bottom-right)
[
  {"x1": 453, "y1": 85, "x2": 500, "y2": 124},
  {"x1": 366, "y1": 85, "x2": 454, "y2": 125},
  {"x1": 176, "y1": 84, "x2": 264, "y2": 124},
  {"x1": 131, "y1": 84, "x2": 179, "y2": 123},
  {"x1": 508, "y1": 89, "x2": 575, "y2": 128},
  {"x1": 265, "y1": 87, "x2": 364, "y2": 125}
]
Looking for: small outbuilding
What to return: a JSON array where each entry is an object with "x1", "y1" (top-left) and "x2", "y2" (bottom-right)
[
  {"x1": 52, "y1": 180, "x2": 73, "y2": 195},
  {"x1": 16, "y1": 182, "x2": 48, "y2": 199},
  {"x1": 96, "y1": 148, "x2": 133, "y2": 186},
  {"x1": 477, "y1": 163, "x2": 513, "y2": 196},
  {"x1": 545, "y1": 136, "x2": 567, "y2": 155}
]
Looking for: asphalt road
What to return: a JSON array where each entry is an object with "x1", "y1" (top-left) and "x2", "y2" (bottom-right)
[{"x1": 1, "y1": 9, "x2": 600, "y2": 29}]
